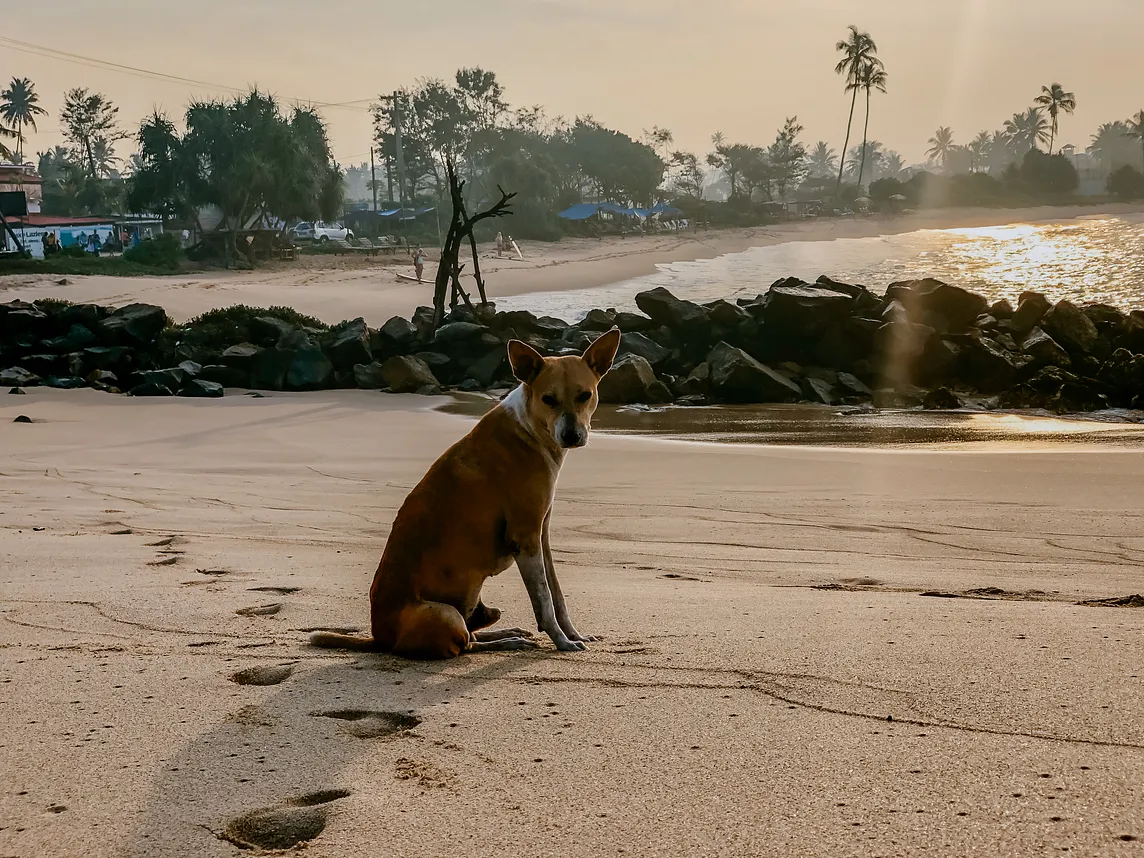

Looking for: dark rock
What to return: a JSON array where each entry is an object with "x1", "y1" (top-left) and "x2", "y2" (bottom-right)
[
  {"x1": 707, "y1": 342, "x2": 803, "y2": 403},
  {"x1": 597, "y1": 354, "x2": 672, "y2": 404},
  {"x1": 578, "y1": 308, "x2": 616, "y2": 331},
  {"x1": 1021, "y1": 327, "x2": 1071, "y2": 370},
  {"x1": 18, "y1": 354, "x2": 66, "y2": 377},
  {"x1": 612, "y1": 311, "x2": 655, "y2": 333},
  {"x1": 9, "y1": 387, "x2": 26, "y2": 394},
  {"x1": 97, "y1": 303, "x2": 167, "y2": 346},
  {"x1": 989, "y1": 299, "x2": 1015, "y2": 319},
  {"x1": 974, "y1": 315, "x2": 998, "y2": 331},
  {"x1": 704, "y1": 299, "x2": 751, "y2": 328},
  {"x1": 635, "y1": 287, "x2": 708, "y2": 330},
  {"x1": 220, "y1": 343, "x2": 260, "y2": 369},
  {"x1": 1026, "y1": 366, "x2": 1078, "y2": 395},
  {"x1": 353, "y1": 361, "x2": 386, "y2": 389},
  {"x1": 375, "y1": 316, "x2": 417, "y2": 355},
  {"x1": 249, "y1": 347, "x2": 294, "y2": 391},
  {"x1": 177, "y1": 360, "x2": 202, "y2": 378},
  {"x1": 414, "y1": 384, "x2": 442, "y2": 396},
  {"x1": 675, "y1": 362, "x2": 710, "y2": 396},
  {"x1": 45, "y1": 376, "x2": 86, "y2": 389},
  {"x1": 1053, "y1": 382, "x2": 1105, "y2": 414},
  {"x1": 86, "y1": 370, "x2": 118, "y2": 386},
  {"x1": 277, "y1": 329, "x2": 313, "y2": 352},
  {"x1": 129, "y1": 382, "x2": 174, "y2": 396},
  {"x1": 918, "y1": 338, "x2": 962, "y2": 383},
  {"x1": 198, "y1": 364, "x2": 247, "y2": 387},
  {"x1": 285, "y1": 347, "x2": 334, "y2": 391},
  {"x1": 881, "y1": 300, "x2": 911, "y2": 325},
  {"x1": 455, "y1": 378, "x2": 482, "y2": 392},
  {"x1": 136, "y1": 368, "x2": 185, "y2": 390},
  {"x1": 250, "y1": 315, "x2": 295, "y2": 344},
  {"x1": 759, "y1": 283, "x2": 855, "y2": 337},
  {"x1": 13, "y1": 415, "x2": 32, "y2": 423},
  {"x1": 923, "y1": 387, "x2": 963, "y2": 410},
  {"x1": 380, "y1": 355, "x2": 438, "y2": 393},
  {"x1": 179, "y1": 379, "x2": 224, "y2": 398},
  {"x1": 467, "y1": 349, "x2": 510, "y2": 387},
  {"x1": 1096, "y1": 349, "x2": 1144, "y2": 406},
  {"x1": 1043, "y1": 300, "x2": 1099, "y2": 355},
  {"x1": 618, "y1": 332, "x2": 671, "y2": 368},
  {"x1": 1123, "y1": 312, "x2": 1144, "y2": 353},
  {"x1": 42, "y1": 324, "x2": 96, "y2": 353},
  {"x1": 326, "y1": 318, "x2": 372, "y2": 370},
  {"x1": 59, "y1": 303, "x2": 109, "y2": 328},
  {"x1": 961, "y1": 336, "x2": 1027, "y2": 393},
  {"x1": 432, "y1": 322, "x2": 489, "y2": 349},
  {"x1": 893, "y1": 279, "x2": 988, "y2": 332},
  {"x1": 997, "y1": 384, "x2": 1048, "y2": 410},
  {"x1": 873, "y1": 385, "x2": 926, "y2": 408},
  {"x1": 836, "y1": 372, "x2": 872, "y2": 398},
  {"x1": 413, "y1": 351, "x2": 452, "y2": 375},
  {"x1": 1084, "y1": 303, "x2": 1127, "y2": 333},
  {"x1": 0, "y1": 367, "x2": 40, "y2": 387},
  {"x1": 802, "y1": 377, "x2": 840, "y2": 405},
  {"x1": 1008, "y1": 292, "x2": 1052, "y2": 336},
  {"x1": 1, "y1": 306, "x2": 49, "y2": 337}
]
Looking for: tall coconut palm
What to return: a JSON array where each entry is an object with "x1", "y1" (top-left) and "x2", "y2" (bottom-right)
[
  {"x1": 808, "y1": 141, "x2": 837, "y2": 178},
  {"x1": 834, "y1": 25, "x2": 881, "y2": 194},
  {"x1": 856, "y1": 63, "x2": 888, "y2": 188},
  {"x1": 1088, "y1": 121, "x2": 1136, "y2": 171},
  {"x1": 1033, "y1": 83, "x2": 1076, "y2": 155},
  {"x1": 0, "y1": 124, "x2": 16, "y2": 161},
  {"x1": 1127, "y1": 111, "x2": 1144, "y2": 174},
  {"x1": 882, "y1": 150, "x2": 905, "y2": 179},
  {"x1": 1003, "y1": 108, "x2": 1050, "y2": 155},
  {"x1": 926, "y1": 126, "x2": 955, "y2": 172},
  {"x1": 0, "y1": 77, "x2": 48, "y2": 163},
  {"x1": 846, "y1": 141, "x2": 884, "y2": 181},
  {"x1": 968, "y1": 131, "x2": 992, "y2": 172}
]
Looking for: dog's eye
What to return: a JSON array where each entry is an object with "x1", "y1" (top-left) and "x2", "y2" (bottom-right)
[
  {"x1": 541, "y1": 394, "x2": 559, "y2": 408},
  {"x1": 575, "y1": 391, "x2": 592, "y2": 403}
]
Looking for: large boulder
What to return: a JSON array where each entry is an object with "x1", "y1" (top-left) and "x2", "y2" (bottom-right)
[
  {"x1": 612, "y1": 311, "x2": 655, "y2": 333},
  {"x1": 704, "y1": 299, "x2": 751, "y2": 329},
  {"x1": 635, "y1": 287, "x2": 708, "y2": 330},
  {"x1": 466, "y1": 348, "x2": 510, "y2": 388},
  {"x1": 380, "y1": 355, "x2": 439, "y2": 393},
  {"x1": 198, "y1": 364, "x2": 248, "y2": 388},
  {"x1": 707, "y1": 342, "x2": 802, "y2": 403},
  {"x1": 96, "y1": 303, "x2": 167, "y2": 346},
  {"x1": 961, "y1": 336, "x2": 1028, "y2": 393},
  {"x1": 83, "y1": 346, "x2": 133, "y2": 373},
  {"x1": 802, "y1": 377, "x2": 840, "y2": 405},
  {"x1": 41, "y1": 324, "x2": 96, "y2": 353},
  {"x1": 1021, "y1": 327, "x2": 1071, "y2": 370},
  {"x1": 923, "y1": 387, "x2": 963, "y2": 410},
  {"x1": 250, "y1": 315, "x2": 295, "y2": 344},
  {"x1": 353, "y1": 361, "x2": 386, "y2": 389},
  {"x1": 1096, "y1": 348, "x2": 1144, "y2": 406},
  {"x1": 220, "y1": 343, "x2": 260, "y2": 369},
  {"x1": 249, "y1": 347, "x2": 294, "y2": 390},
  {"x1": 431, "y1": 321, "x2": 490, "y2": 349},
  {"x1": 1053, "y1": 382, "x2": 1106, "y2": 414},
  {"x1": 325, "y1": 318, "x2": 372, "y2": 371},
  {"x1": 1042, "y1": 300, "x2": 1098, "y2": 355},
  {"x1": 0, "y1": 367, "x2": 40, "y2": 387},
  {"x1": 135, "y1": 368, "x2": 186, "y2": 390},
  {"x1": 1006, "y1": 292, "x2": 1052, "y2": 336},
  {"x1": 596, "y1": 354, "x2": 672, "y2": 404},
  {"x1": 757, "y1": 282, "x2": 855, "y2": 336},
  {"x1": 891, "y1": 279, "x2": 988, "y2": 332},
  {"x1": 373, "y1": 316, "x2": 417, "y2": 356},
  {"x1": 618, "y1": 332, "x2": 671, "y2": 369},
  {"x1": 178, "y1": 379, "x2": 224, "y2": 398},
  {"x1": 285, "y1": 346, "x2": 334, "y2": 391}
]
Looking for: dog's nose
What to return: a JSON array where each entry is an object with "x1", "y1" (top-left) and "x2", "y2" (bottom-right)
[{"x1": 560, "y1": 427, "x2": 586, "y2": 448}]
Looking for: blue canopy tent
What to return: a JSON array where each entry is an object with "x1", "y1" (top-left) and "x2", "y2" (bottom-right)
[{"x1": 557, "y1": 203, "x2": 607, "y2": 221}]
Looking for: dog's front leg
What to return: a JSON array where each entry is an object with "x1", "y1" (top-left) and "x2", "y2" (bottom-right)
[
  {"x1": 517, "y1": 551, "x2": 586, "y2": 652},
  {"x1": 542, "y1": 514, "x2": 595, "y2": 643}
]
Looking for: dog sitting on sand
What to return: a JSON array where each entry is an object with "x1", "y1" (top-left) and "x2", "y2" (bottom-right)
[{"x1": 310, "y1": 328, "x2": 621, "y2": 659}]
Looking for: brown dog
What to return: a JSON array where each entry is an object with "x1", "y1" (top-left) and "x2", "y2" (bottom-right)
[{"x1": 310, "y1": 327, "x2": 621, "y2": 659}]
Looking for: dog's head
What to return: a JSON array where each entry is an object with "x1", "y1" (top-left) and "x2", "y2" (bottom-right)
[{"x1": 506, "y1": 327, "x2": 620, "y2": 449}]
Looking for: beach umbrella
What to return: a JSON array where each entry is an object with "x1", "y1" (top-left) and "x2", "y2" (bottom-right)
[
  {"x1": 890, "y1": 194, "x2": 907, "y2": 201},
  {"x1": 855, "y1": 196, "x2": 871, "y2": 204}
]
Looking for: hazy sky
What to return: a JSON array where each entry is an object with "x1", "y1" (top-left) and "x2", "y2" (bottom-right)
[{"x1": 5, "y1": 0, "x2": 1144, "y2": 168}]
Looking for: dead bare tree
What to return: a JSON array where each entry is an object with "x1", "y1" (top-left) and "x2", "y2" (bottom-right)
[{"x1": 432, "y1": 159, "x2": 515, "y2": 328}]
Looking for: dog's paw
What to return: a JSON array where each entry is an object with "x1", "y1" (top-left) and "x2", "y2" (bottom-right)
[{"x1": 501, "y1": 627, "x2": 535, "y2": 638}]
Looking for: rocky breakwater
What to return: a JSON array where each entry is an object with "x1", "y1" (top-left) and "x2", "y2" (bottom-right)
[{"x1": 3, "y1": 277, "x2": 1144, "y2": 415}]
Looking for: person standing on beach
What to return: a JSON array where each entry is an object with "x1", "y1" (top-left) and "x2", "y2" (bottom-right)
[
  {"x1": 495, "y1": 231, "x2": 505, "y2": 258},
  {"x1": 413, "y1": 245, "x2": 425, "y2": 282}
]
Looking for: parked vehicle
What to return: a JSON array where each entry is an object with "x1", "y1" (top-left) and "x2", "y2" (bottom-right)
[
  {"x1": 287, "y1": 222, "x2": 315, "y2": 241},
  {"x1": 312, "y1": 221, "x2": 353, "y2": 242}
]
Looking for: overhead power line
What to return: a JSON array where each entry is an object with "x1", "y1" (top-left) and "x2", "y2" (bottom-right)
[{"x1": 0, "y1": 35, "x2": 377, "y2": 114}]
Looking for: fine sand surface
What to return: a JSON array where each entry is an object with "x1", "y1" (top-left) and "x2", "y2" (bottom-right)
[
  {"x1": 2, "y1": 203, "x2": 1142, "y2": 325},
  {"x1": 2, "y1": 388, "x2": 1143, "y2": 857}
]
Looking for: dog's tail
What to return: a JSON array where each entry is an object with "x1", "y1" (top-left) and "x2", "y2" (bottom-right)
[{"x1": 308, "y1": 631, "x2": 380, "y2": 651}]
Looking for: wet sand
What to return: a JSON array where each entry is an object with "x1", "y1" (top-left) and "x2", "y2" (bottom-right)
[
  {"x1": 2, "y1": 388, "x2": 1143, "y2": 857},
  {"x1": 2, "y1": 203, "x2": 1141, "y2": 325}
]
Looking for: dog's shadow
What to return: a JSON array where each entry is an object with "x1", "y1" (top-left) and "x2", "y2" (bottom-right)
[{"x1": 122, "y1": 648, "x2": 541, "y2": 855}]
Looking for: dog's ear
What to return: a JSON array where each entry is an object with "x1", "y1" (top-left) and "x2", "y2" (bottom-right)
[
  {"x1": 582, "y1": 327, "x2": 621, "y2": 377},
  {"x1": 507, "y1": 339, "x2": 545, "y2": 385}
]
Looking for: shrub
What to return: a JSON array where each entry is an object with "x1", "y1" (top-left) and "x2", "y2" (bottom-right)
[
  {"x1": 1020, "y1": 149, "x2": 1079, "y2": 196},
  {"x1": 1108, "y1": 165, "x2": 1144, "y2": 199},
  {"x1": 123, "y1": 232, "x2": 182, "y2": 270}
]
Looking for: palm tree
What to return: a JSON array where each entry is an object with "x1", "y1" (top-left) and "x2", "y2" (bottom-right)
[
  {"x1": 0, "y1": 77, "x2": 48, "y2": 163},
  {"x1": 1088, "y1": 121, "x2": 1135, "y2": 171},
  {"x1": 926, "y1": 126, "x2": 955, "y2": 172},
  {"x1": 1033, "y1": 83, "x2": 1076, "y2": 155},
  {"x1": 856, "y1": 63, "x2": 888, "y2": 188},
  {"x1": 808, "y1": 141, "x2": 837, "y2": 178},
  {"x1": 1003, "y1": 108, "x2": 1050, "y2": 155},
  {"x1": 834, "y1": 25, "x2": 881, "y2": 194},
  {"x1": 846, "y1": 141, "x2": 883, "y2": 181},
  {"x1": 968, "y1": 131, "x2": 992, "y2": 172},
  {"x1": 1127, "y1": 111, "x2": 1144, "y2": 174},
  {"x1": 881, "y1": 150, "x2": 905, "y2": 179},
  {"x1": 0, "y1": 123, "x2": 16, "y2": 162}
]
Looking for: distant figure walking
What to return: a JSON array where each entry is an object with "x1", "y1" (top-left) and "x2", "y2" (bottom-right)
[
  {"x1": 507, "y1": 235, "x2": 523, "y2": 261},
  {"x1": 412, "y1": 244, "x2": 425, "y2": 282},
  {"x1": 494, "y1": 231, "x2": 505, "y2": 258}
]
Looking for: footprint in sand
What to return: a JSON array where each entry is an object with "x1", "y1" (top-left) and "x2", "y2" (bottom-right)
[
  {"x1": 229, "y1": 664, "x2": 295, "y2": 686},
  {"x1": 312, "y1": 710, "x2": 421, "y2": 739},
  {"x1": 220, "y1": 789, "x2": 350, "y2": 850},
  {"x1": 236, "y1": 603, "x2": 282, "y2": 617},
  {"x1": 248, "y1": 586, "x2": 301, "y2": 595}
]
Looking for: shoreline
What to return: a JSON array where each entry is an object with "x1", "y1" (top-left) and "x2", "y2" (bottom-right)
[{"x1": 1, "y1": 201, "x2": 1141, "y2": 325}]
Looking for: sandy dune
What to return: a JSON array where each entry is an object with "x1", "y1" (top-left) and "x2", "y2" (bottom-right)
[
  {"x1": 2, "y1": 388, "x2": 1142, "y2": 856},
  {"x1": 2, "y1": 203, "x2": 1141, "y2": 325}
]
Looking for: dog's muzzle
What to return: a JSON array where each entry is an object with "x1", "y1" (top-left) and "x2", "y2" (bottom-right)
[{"x1": 556, "y1": 414, "x2": 588, "y2": 449}]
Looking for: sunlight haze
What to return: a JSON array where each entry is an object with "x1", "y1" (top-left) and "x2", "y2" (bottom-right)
[{"x1": 5, "y1": 0, "x2": 1144, "y2": 166}]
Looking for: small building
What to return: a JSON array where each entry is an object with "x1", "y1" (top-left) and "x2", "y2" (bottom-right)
[
  {"x1": 0, "y1": 164, "x2": 43, "y2": 214},
  {"x1": 6, "y1": 214, "x2": 117, "y2": 258}
]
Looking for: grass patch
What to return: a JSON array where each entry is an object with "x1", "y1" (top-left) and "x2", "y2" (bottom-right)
[
  {"x1": 0, "y1": 255, "x2": 184, "y2": 277},
  {"x1": 164, "y1": 304, "x2": 331, "y2": 361}
]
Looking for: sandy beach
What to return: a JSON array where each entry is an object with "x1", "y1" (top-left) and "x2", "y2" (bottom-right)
[
  {"x1": 2, "y1": 388, "x2": 1142, "y2": 856},
  {"x1": 3, "y1": 203, "x2": 1142, "y2": 325}
]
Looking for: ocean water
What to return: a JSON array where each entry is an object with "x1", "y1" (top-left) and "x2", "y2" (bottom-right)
[{"x1": 499, "y1": 213, "x2": 1144, "y2": 321}]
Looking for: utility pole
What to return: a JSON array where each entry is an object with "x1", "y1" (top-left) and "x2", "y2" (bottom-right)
[
  {"x1": 370, "y1": 147, "x2": 378, "y2": 214},
  {"x1": 393, "y1": 91, "x2": 408, "y2": 213}
]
